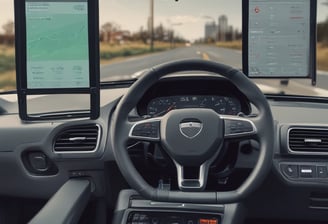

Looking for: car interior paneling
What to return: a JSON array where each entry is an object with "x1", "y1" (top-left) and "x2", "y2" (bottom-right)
[
  {"x1": 1, "y1": 0, "x2": 328, "y2": 223},
  {"x1": 1, "y1": 73, "x2": 328, "y2": 223}
]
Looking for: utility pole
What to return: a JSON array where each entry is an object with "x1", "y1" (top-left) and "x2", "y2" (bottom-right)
[
  {"x1": 171, "y1": 23, "x2": 182, "y2": 48},
  {"x1": 149, "y1": 0, "x2": 154, "y2": 51}
]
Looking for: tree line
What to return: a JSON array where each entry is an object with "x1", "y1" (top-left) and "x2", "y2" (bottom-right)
[
  {"x1": 318, "y1": 18, "x2": 328, "y2": 46},
  {"x1": 100, "y1": 22, "x2": 186, "y2": 44}
]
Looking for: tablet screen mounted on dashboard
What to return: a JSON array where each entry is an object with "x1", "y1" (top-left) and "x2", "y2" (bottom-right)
[
  {"x1": 14, "y1": 0, "x2": 100, "y2": 120},
  {"x1": 25, "y1": 1, "x2": 90, "y2": 89},
  {"x1": 242, "y1": 0, "x2": 317, "y2": 83}
]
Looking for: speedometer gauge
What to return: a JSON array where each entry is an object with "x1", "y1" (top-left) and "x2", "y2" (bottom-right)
[{"x1": 147, "y1": 97, "x2": 176, "y2": 116}]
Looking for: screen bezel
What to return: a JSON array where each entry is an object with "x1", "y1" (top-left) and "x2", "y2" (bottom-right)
[
  {"x1": 14, "y1": 0, "x2": 100, "y2": 120},
  {"x1": 242, "y1": 0, "x2": 317, "y2": 82}
]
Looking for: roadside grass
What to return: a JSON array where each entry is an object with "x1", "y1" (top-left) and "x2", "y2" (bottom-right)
[
  {"x1": 0, "y1": 44, "x2": 16, "y2": 90},
  {"x1": 317, "y1": 43, "x2": 328, "y2": 71},
  {"x1": 0, "y1": 54, "x2": 15, "y2": 73},
  {"x1": 0, "y1": 70, "x2": 16, "y2": 91},
  {"x1": 99, "y1": 41, "x2": 173, "y2": 64},
  {"x1": 0, "y1": 44, "x2": 15, "y2": 56},
  {"x1": 216, "y1": 41, "x2": 242, "y2": 50}
]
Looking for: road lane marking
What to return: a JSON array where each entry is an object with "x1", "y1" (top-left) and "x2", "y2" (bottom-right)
[
  {"x1": 196, "y1": 51, "x2": 201, "y2": 55},
  {"x1": 202, "y1": 53, "x2": 210, "y2": 60},
  {"x1": 207, "y1": 51, "x2": 222, "y2": 59}
]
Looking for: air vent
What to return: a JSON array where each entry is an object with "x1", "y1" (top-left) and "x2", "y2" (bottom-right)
[
  {"x1": 288, "y1": 128, "x2": 328, "y2": 153},
  {"x1": 54, "y1": 125, "x2": 100, "y2": 153}
]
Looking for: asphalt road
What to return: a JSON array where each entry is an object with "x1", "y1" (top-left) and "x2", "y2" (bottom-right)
[{"x1": 101, "y1": 45, "x2": 328, "y2": 97}]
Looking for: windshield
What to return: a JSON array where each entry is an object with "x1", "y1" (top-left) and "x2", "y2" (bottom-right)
[{"x1": 1, "y1": 0, "x2": 328, "y2": 97}]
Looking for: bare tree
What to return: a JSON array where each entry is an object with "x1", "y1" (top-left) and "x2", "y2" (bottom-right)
[
  {"x1": 2, "y1": 20, "x2": 14, "y2": 35},
  {"x1": 101, "y1": 22, "x2": 120, "y2": 43}
]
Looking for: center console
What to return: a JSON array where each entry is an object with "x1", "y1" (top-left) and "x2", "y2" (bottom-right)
[
  {"x1": 112, "y1": 190, "x2": 245, "y2": 224},
  {"x1": 127, "y1": 211, "x2": 221, "y2": 224}
]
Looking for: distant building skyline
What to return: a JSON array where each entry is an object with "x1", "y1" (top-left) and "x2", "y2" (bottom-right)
[
  {"x1": 204, "y1": 15, "x2": 239, "y2": 42},
  {"x1": 218, "y1": 15, "x2": 228, "y2": 41},
  {"x1": 205, "y1": 21, "x2": 217, "y2": 41}
]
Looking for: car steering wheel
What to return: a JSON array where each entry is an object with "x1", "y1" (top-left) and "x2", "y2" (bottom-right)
[{"x1": 111, "y1": 59, "x2": 274, "y2": 204}]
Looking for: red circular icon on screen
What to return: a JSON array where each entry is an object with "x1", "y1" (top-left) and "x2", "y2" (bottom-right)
[{"x1": 254, "y1": 6, "x2": 260, "y2": 13}]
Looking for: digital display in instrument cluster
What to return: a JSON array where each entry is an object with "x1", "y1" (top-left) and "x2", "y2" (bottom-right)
[{"x1": 147, "y1": 95, "x2": 241, "y2": 117}]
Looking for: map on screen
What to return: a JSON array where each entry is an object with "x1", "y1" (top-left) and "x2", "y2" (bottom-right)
[
  {"x1": 26, "y1": 0, "x2": 90, "y2": 89},
  {"x1": 247, "y1": 0, "x2": 311, "y2": 77}
]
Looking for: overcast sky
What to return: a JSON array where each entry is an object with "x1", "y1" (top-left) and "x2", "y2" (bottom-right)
[{"x1": 1, "y1": 0, "x2": 328, "y2": 41}]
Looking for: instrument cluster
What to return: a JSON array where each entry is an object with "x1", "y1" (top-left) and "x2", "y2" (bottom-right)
[{"x1": 146, "y1": 95, "x2": 241, "y2": 117}]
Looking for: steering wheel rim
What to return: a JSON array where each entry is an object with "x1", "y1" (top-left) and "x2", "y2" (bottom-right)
[{"x1": 111, "y1": 59, "x2": 274, "y2": 204}]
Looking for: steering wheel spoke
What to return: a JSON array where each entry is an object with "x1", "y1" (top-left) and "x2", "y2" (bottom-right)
[
  {"x1": 128, "y1": 118, "x2": 161, "y2": 141},
  {"x1": 173, "y1": 160, "x2": 211, "y2": 192},
  {"x1": 222, "y1": 115, "x2": 258, "y2": 139}
]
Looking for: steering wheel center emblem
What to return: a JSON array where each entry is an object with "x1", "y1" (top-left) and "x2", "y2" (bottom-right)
[{"x1": 179, "y1": 121, "x2": 203, "y2": 139}]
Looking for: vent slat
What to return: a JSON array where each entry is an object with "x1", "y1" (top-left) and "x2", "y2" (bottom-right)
[
  {"x1": 54, "y1": 125, "x2": 99, "y2": 152},
  {"x1": 54, "y1": 146, "x2": 96, "y2": 152},
  {"x1": 55, "y1": 143, "x2": 96, "y2": 146},
  {"x1": 56, "y1": 138, "x2": 97, "y2": 142},
  {"x1": 64, "y1": 133, "x2": 98, "y2": 136},
  {"x1": 289, "y1": 128, "x2": 328, "y2": 153}
]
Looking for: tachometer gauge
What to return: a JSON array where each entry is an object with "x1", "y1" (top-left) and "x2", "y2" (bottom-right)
[{"x1": 212, "y1": 96, "x2": 227, "y2": 114}]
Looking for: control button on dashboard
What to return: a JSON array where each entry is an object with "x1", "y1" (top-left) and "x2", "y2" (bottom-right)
[
  {"x1": 151, "y1": 218, "x2": 159, "y2": 224},
  {"x1": 225, "y1": 119, "x2": 254, "y2": 135},
  {"x1": 132, "y1": 122, "x2": 160, "y2": 139},
  {"x1": 167, "y1": 216, "x2": 182, "y2": 224},
  {"x1": 200, "y1": 220, "x2": 209, "y2": 224},
  {"x1": 28, "y1": 152, "x2": 49, "y2": 172},
  {"x1": 281, "y1": 164, "x2": 298, "y2": 178},
  {"x1": 141, "y1": 215, "x2": 149, "y2": 220},
  {"x1": 317, "y1": 166, "x2": 328, "y2": 178},
  {"x1": 132, "y1": 213, "x2": 140, "y2": 221},
  {"x1": 187, "y1": 220, "x2": 195, "y2": 224},
  {"x1": 299, "y1": 165, "x2": 316, "y2": 178},
  {"x1": 199, "y1": 219, "x2": 218, "y2": 224}
]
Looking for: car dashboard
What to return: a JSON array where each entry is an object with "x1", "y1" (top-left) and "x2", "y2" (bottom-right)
[{"x1": 1, "y1": 73, "x2": 328, "y2": 223}]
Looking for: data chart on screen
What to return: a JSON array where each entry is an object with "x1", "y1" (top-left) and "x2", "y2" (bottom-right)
[{"x1": 26, "y1": 0, "x2": 90, "y2": 89}]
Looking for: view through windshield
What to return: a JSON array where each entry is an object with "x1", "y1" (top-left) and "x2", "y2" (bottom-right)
[{"x1": 1, "y1": 0, "x2": 328, "y2": 97}]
